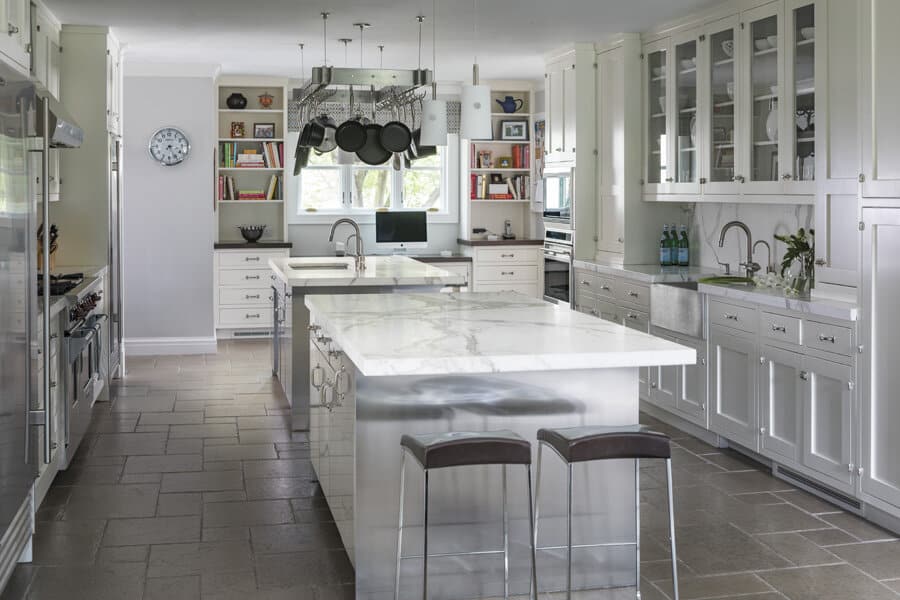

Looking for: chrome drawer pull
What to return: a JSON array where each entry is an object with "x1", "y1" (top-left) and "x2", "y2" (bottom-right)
[
  {"x1": 771, "y1": 324, "x2": 786, "y2": 333},
  {"x1": 245, "y1": 257, "x2": 261, "y2": 262},
  {"x1": 580, "y1": 280, "x2": 590, "y2": 286},
  {"x1": 600, "y1": 285, "x2": 611, "y2": 291},
  {"x1": 245, "y1": 294, "x2": 260, "y2": 300},
  {"x1": 500, "y1": 253, "x2": 515, "y2": 258},
  {"x1": 628, "y1": 291, "x2": 639, "y2": 297},
  {"x1": 501, "y1": 271, "x2": 514, "y2": 276},
  {"x1": 245, "y1": 313, "x2": 261, "y2": 319},
  {"x1": 800, "y1": 371, "x2": 809, "y2": 381},
  {"x1": 818, "y1": 334, "x2": 836, "y2": 343},
  {"x1": 724, "y1": 313, "x2": 738, "y2": 321},
  {"x1": 245, "y1": 275, "x2": 260, "y2": 280},
  {"x1": 626, "y1": 312, "x2": 639, "y2": 320}
]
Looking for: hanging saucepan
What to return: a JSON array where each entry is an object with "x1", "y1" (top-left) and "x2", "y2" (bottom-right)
[
  {"x1": 314, "y1": 113, "x2": 338, "y2": 154},
  {"x1": 380, "y1": 99, "x2": 412, "y2": 154},
  {"x1": 335, "y1": 86, "x2": 367, "y2": 153},
  {"x1": 299, "y1": 99, "x2": 327, "y2": 149},
  {"x1": 356, "y1": 101, "x2": 390, "y2": 165}
]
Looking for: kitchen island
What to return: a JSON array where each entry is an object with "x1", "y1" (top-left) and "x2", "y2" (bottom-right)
[
  {"x1": 305, "y1": 292, "x2": 695, "y2": 600},
  {"x1": 268, "y1": 255, "x2": 465, "y2": 431}
]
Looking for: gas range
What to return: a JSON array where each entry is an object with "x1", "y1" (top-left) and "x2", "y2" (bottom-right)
[{"x1": 37, "y1": 272, "x2": 83, "y2": 297}]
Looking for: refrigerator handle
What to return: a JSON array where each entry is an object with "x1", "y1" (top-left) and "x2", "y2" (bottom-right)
[{"x1": 39, "y1": 96, "x2": 51, "y2": 465}]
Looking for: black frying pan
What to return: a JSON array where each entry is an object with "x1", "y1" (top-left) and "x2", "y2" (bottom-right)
[
  {"x1": 335, "y1": 119, "x2": 366, "y2": 152},
  {"x1": 356, "y1": 123, "x2": 391, "y2": 166},
  {"x1": 299, "y1": 117, "x2": 326, "y2": 148},
  {"x1": 380, "y1": 104, "x2": 412, "y2": 153},
  {"x1": 294, "y1": 145, "x2": 310, "y2": 175}
]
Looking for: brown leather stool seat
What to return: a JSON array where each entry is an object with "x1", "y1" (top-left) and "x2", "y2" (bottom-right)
[
  {"x1": 400, "y1": 430, "x2": 532, "y2": 470},
  {"x1": 537, "y1": 425, "x2": 671, "y2": 463}
]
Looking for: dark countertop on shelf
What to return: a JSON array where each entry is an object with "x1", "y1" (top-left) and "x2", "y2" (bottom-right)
[
  {"x1": 456, "y1": 238, "x2": 544, "y2": 247},
  {"x1": 214, "y1": 242, "x2": 293, "y2": 250},
  {"x1": 409, "y1": 254, "x2": 473, "y2": 263}
]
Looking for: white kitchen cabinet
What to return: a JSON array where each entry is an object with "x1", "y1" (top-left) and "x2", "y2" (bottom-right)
[
  {"x1": 703, "y1": 15, "x2": 742, "y2": 196},
  {"x1": 802, "y1": 354, "x2": 855, "y2": 493},
  {"x1": 670, "y1": 28, "x2": 702, "y2": 194},
  {"x1": 214, "y1": 248, "x2": 289, "y2": 333},
  {"x1": 860, "y1": 0, "x2": 900, "y2": 198},
  {"x1": 562, "y1": 64, "x2": 577, "y2": 154},
  {"x1": 106, "y1": 36, "x2": 121, "y2": 134},
  {"x1": 546, "y1": 64, "x2": 564, "y2": 156},
  {"x1": 675, "y1": 335, "x2": 707, "y2": 425},
  {"x1": 596, "y1": 45, "x2": 626, "y2": 254},
  {"x1": 30, "y1": 3, "x2": 60, "y2": 97},
  {"x1": 467, "y1": 245, "x2": 540, "y2": 298},
  {"x1": 0, "y1": 0, "x2": 29, "y2": 70},
  {"x1": 860, "y1": 207, "x2": 900, "y2": 509},
  {"x1": 759, "y1": 344, "x2": 803, "y2": 463},
  {"x1": 643, "y1": 38, "x2": 671, "y2": 194},
  {"x1": 709, "y1": 325, "x2": 760, "y2": 451}
]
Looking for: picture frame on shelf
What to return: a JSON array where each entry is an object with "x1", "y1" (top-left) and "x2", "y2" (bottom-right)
[
  {"x1": 500, "y1": 120, "x2": 528, "y2": 141},
  {"x1": 477, "y1": 150, "x2": 493, "y2": 168},
  {"x1": 497, "y1": 156, "x2": 512, "y2": 168},
  {"x1": 230, "y1": 121, "x2": 246, "y2": 138},
  {"x1": 254, "y1": 123, "x2": 276, "y2": 139}
]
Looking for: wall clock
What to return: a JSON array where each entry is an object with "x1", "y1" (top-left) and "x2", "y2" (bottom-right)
[{"x1": 148, "y1": 126, "x2": 191, "y2": 166}]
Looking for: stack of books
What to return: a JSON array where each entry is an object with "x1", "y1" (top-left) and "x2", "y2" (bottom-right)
[
  {"x1": 236, "y1": 151, "x2": 266, "y2": 168},
  {"x1": 217, "y1": 174, "x2": 282, "y2": 201},
  {"x1": 220, "y1": 142, "x2": 284, "y2": 168},
  {"x1": 511, "y1": 144, "x2": 530, "y2": 168}
]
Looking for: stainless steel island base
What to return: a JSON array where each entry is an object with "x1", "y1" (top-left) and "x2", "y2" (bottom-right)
[{"x1": 311, "y1": 364, "x2": 641, "y2": 600}]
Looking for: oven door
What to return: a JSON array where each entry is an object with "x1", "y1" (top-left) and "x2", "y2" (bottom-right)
[
  {"x1": 543, "y1": 252, "x2": 572, "y2": 305},
  {"x1": 542, "y1": 166, "x2": 573, "y2": 224}
]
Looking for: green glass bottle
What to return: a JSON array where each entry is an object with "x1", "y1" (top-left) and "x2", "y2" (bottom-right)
[{"x1": 678, "y1": 225, "x2": 690, "y2": 266}]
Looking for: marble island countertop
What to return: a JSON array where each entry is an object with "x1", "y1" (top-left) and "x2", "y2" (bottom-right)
[
  {"x1": 269, "y1": 255, "x2": 465, "y2": 288},
  {"x1": 699, "y1": 282, "x2": 859, "y2": 321},
  {"x1": 305, "y1": 292, "x2": 696, "y2": 376}
]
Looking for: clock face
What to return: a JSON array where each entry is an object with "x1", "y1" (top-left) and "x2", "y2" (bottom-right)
[{"x1": 149, "y1": 127, "x2": 190, "y2": 166}]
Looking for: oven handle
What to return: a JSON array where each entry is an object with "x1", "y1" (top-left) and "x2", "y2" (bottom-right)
[{"x1": 543, "y1": 252, "x2": 572, "y2": 264}]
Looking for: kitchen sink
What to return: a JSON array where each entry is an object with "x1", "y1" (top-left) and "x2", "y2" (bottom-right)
[
  {"x1": 698, "y1": 276, "x2": 755, "y2": 287},
  {"x1": 650, "y1": 280, "x2": 705, "y2": 339},
  {"x1": 289, "y1": 262, "x2": 352, "y2": 271}
]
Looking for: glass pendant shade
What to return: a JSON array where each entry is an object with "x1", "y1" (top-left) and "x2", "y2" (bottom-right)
[
  {"x1": 459, "y1": 83, "x2": 492, "y2": 140},
  {"x1": 420, "y1": 98, "x2": 448, "y2": 146}
]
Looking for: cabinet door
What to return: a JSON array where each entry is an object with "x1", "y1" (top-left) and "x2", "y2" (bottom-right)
[
  {"x1": 803, "y1": 355, "x2": 854, "y2": 492},
  {"x1": 31, "y1": 15, "x2": 47, "y2": 84},
  {"x1": 782, "y1": 0, "x2": 817, "y2": 194},
  {"x1": 703, "y1": 15, "x2": 741, "y2": 196},
  {"x1": 547, "y1": 67, "x2": 565, "y2": 155},
  {"x1": 649, "y1": 333, "x2": 678, "y2": 409},
  {"x1": 860, "y1": 0, "x2": 900, "y2": 197},
  {"x1": 759, "y1": 345, "x2": 803, "y2": 464},
  {"x1": 675, "y1": 336, "x2": 707, "y2": 425},
  {"x1": 562, "y1": 63, "x2": 577, "y2": 154},
  {"x1": 672, "y1": 29, "x2": 701, "y2": 194},
  {"x1": 48, "y1": 37, "x2": 60, "y2": 98},
  {"x1": 597, "y1": 46, "x2": 625, "y2": 254},
  {"x1": 643, "y1": 38, "x2": 671, "y2": 194},
  {"x1": 740, "y1": 2, "x2": 784, "y2": 193},
  {"x1": 5, "y1": 0, "x2": 27, "y2": 51},
  {"x1": 860, "y1": 207, "x2": 900, "y2": 506},
  {"x1": 709, "y1": 327, "x2": 759, "y2": 450}
]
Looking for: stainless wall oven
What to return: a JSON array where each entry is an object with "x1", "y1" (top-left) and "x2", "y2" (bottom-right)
[{"x1": 543, "y1": 227, "x2": 573, "y2": 305}]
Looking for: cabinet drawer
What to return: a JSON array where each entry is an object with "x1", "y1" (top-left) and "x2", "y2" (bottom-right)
[
  {"x1": 474, "y1": 247, "x2": 539, "y2": 264},
  {"x1": 614, "y1": 281, "x2": 650, "y2": 308},
  {"x1": 475, "y1": 282, "x2": 539, "y2": 296},
  {"x1": 475, "y1": 265, "x2": 538, "y2": 283},
  {"x1": 219, "y1": 269, "x2": 272, "y2": 287},
  {"x1": 219, "y1": 287, "x2": 270, "y2": 306},
  {"x1": 709, "y1": 300, "x2": 756, "y2": 333},
  {"x1": 218, "y1": 307, "x2": 273, "y2": 327},
  {"x1": 622, "y1": 307, "x2": 649, "y2": 331},
  {"x1": 574, "y1": 270, "x2": 598, "y2": 292},
  {"x1": 596, "y1": 299, "x2": 622, "y2": 324},
  {"x1": 760, "y1": 312, "x2": 802, "y2": 346},
  {"x1": 219, "y1": 251, "x2": 286, "y2": 268},
  {"x1": 805, "y1": 320, "x2": 853, "y2": 356},
  {"x1": 574, "y1": 289, "x2": 598, "y2": 316}
]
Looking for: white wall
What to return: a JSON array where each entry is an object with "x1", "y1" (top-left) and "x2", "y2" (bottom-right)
[{"x1": 122, "y1": 75, "x2": 217, "y2": 354}]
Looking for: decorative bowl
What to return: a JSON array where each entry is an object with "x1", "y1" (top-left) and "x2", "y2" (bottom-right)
[
  {"x1": 800, "y1": 27, "x2": 815, "y2": 40},
  {"x1": 680, "y1": 57, "x2": 696, "y2": 70},
  {"x1": 658, "y1": 96, "x2": 666, "y2": 113},
  {"x1": 755, "y1": 38, "x2": 769, "y2": 51},
  {"x1": 652, "y1": 66, "x2": 666, "y2": 78},
  {"x1": 238, "y1": 225, "x2": 266, "y2": 243},
  {"x1": 726, "y1": 81, "x2": 735, "y2": 100},
  {"x1": 721, "y1": 40, "x2": 734, "y2": 58},
  {"x1": 767, "y1": 35, "x2": 778, "y2": 48}
]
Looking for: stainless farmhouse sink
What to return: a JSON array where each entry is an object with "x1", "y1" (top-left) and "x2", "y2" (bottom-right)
[
  {"x1": 289, "y1": 262, "x2": 352, "y2": 271},
  {"x1": 698, "y1": 275, "x2": 755, "y2": 287},
  {"x1": 650, "y1": 281, "x2": 705, "y2": 339}
]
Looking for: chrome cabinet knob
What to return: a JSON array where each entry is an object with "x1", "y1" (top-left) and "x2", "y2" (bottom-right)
[
  {"x1": 782, "y1": 173, "x2": 793, "y2": 180},
  {"x1": 815, "y1": 258, "x2": 826, "y2": 266}
]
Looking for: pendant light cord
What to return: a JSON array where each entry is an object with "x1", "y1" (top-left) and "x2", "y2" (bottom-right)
[
  {"x1": 299, "y1": 43, "x2": 305, "y2": 79},
  {"x1": 432, "y1": 0, "x2": 437, "y2": 96},
  {"x1": 321, "y1": 12, "x2": 329, "y2": 66},
  {"x1": 416, "y1": 16, "x2": 425, "y2": 70}
]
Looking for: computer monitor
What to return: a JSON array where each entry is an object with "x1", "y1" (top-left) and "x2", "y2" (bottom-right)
[{"x1": 375, "y1": 211, "x2": 428, "y2": 250}]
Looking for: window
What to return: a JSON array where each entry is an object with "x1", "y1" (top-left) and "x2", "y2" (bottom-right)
[{"x1": 291, "y1": 135, "x2": 454, "y2": 222}]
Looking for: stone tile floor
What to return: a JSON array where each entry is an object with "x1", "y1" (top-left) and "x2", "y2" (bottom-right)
[{"x1": 2, "y1": 339, "x2": 899, "y2": 599}]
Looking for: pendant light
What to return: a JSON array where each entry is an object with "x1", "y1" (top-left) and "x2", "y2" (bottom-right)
[
  {"x1": 459, "y1": 0, "x2": 491, "y2": 140},
  {"x1": 420, "y1": 0, "x2": 448, "y2": 146}
]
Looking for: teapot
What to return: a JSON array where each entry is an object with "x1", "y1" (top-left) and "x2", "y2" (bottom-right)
[{"x1": 495, "y1": 95, "x2": 524, "y2": 114}]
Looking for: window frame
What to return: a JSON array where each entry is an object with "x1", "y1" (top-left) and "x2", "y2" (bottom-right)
[{"x1": 287, "y1": 133, "x2": 459, "y2": 225}]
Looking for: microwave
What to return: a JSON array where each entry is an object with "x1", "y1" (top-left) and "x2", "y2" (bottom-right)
[{"x1": 542, "y1": 163, "x2": 574, "y2": 226}]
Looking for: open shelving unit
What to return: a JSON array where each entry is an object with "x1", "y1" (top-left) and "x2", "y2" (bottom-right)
[
  {"x1": 214, "y1": 76, "x2": 289, "y2": 244},
  {"x1": 459, "y1": 81, "x2": 537, "y2": 241}
]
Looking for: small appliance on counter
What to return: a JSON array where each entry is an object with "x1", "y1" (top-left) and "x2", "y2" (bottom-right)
[{"x1": 502, "y1": 219, "x2": 516, "y2": 240}]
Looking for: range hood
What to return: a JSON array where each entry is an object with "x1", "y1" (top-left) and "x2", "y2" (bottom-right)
[{"x1": 35, "y1": 89, "x2": 84, "y2": 148}]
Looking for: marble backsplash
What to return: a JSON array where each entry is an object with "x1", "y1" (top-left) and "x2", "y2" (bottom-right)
[{"x1": 686, "y1": 203, "x2": 814, "y2": 275}]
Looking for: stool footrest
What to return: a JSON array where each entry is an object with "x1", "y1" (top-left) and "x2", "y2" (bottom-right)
[
  {"x1": 399, "y1": 549, "x2": 507, "y2": 561},
  {"x1": 536, "y1": 541, "x2": 637, "y2": 552}
]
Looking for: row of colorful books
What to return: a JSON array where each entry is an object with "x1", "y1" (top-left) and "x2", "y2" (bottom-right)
[
  {"x1": 469, "y1": 144, "x2": 531, "y2": 169},
  {"x1": 469, "y1": 174, "x2": 531, "y2": 200},
  {"x1": 220, "y1": 142, "x2": 284, "y2": 168},
  {"x1": 218, "y1": 174, "x2": 282, "y2": 201}
]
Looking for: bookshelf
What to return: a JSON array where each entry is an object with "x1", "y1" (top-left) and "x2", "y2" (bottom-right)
[
  {"x1": 459, "y1": 81, "x2": 538, "y2": 241},
  {"x1": 214, "y1": 76, "x2": 289, "y2": 243}
]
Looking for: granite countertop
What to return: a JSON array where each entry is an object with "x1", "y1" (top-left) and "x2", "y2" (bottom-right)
[
  {"x1": 305, "y1": 292, "x2": 696, "y2": 377},
  {"x1": 457, "y1": 238, "x2": 544, "y2": 247},
  {"x1": 215, "y1": 242, "x2": 293, "y2": 250},
  {"x1": 573, "y1": 260, "x2": 718, "y2": 284},
  {"x1": 699, "y1": 283, "x2": 859, "y2": 321},
  {"x1": 269, "y1": 255, "x2": 466, "y2": 288}
]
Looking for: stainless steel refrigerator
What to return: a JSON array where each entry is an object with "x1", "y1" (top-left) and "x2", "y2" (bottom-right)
[{"x1": 0, "y1": 60, "x2": 82, "y2": 591}]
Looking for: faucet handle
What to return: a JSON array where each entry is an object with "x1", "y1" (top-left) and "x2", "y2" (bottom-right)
[{"x1": 717, "y1": 260, "x2": 731, "y2": 276}]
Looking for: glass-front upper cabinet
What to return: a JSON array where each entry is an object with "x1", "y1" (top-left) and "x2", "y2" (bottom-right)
[
  {"x1": 644, "y1": 40, "x2": 669, "y2": 193},
  {"x1": 784, "y1": 0, "x2": 816, "y2": 193},
  {"x1": 673, "y1": 32, "x2": 700, "y2": 193},
  {"x1": 704, "y1": 16, "x2": 740, "y2": 195},
  {"x1": 743, "y1": 3, "x2": 783, "y2": 193}
]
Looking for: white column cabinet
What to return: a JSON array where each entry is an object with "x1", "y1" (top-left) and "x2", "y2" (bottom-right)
[
  {"x1": 861, "y1": 207, "x2": 900, "y2": 509},
  {"x1": 759, "y1": 345, "x2": 803, "y2": 463},
  {"x1": 596, "y1": 45, "x2": 626, "y2": 255},
  {"x1": 545, "y1": 63, "x2": 565, "y2": 156},
  {"x1": 802, "y1": 355, "x2": 855, "y2": 493},
  {"x1": 709, "y1": 325, "x2": 760, "y2": 451},
  {"x1": 860, "y1": 0, "x2": 900, "y2": 198},
  {"x1": 562, "y1": 64, "x2": 577, "y2": 154}
]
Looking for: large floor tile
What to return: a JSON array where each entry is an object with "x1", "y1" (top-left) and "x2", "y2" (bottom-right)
[
  {"x1": 91, "y1": 432, "x2": 168, "y2": 456},
  {"x1": 754, "y1": 532, "x2": 842, "y2": 567},
  {"x1": 169, "y1": 423, "x2": 238, "y2": 438},
  {"x1": 242, "y1": 459, "x2": 314, "y2": 479},
  {"x1": 205, "y1": 444, "x2": 278, "y2": 461},
  {"x1": 254, "y1": 550, "x2": 355, "y2": 589},
  {"x1": 25, "y1": 563, "x2": 146, "y2": 600},
  {"x1": 665, "y1": 523, "x2": 791, "y2": 575},
  {"x1": 30, "y1": 519, "x2": 106, "y2": 566},
  {"x1": 160, "y1": 470, "x2": 244, "y2": 493},
  {"x1": 102, "y1": 516, "x2": 201, "y2": 546},
  {"x1": 125, "y1": 454, "x2": 203, "y2": 474},
  {"x1": 64, "y1": 484, "x2": 159, "y2": 519},
  {"x1": 203, "y1": 500, "x2": 294, "y2": 527},
  {"x1": 250, "y1": 522, "x2": 344, "y2": 554},
  {"x1": 828, "y1": 540, "x2": 900, "y2": 580},
  {"x1": 819, "y1": 512, "x2": 898, "y2": 542},
  {"x1": 245, "y1": 477, "x2": 319, "y2": 500},
  {"x1": 706, "y1": 470, "x2": 796, "y2": 495},
  {"x1": 145, "y1": 575, "x2": 201, "y2": 600},
  {"x1": 760, "y1": 563, "x2": 900, "y2": 600},
  {"x1": 147, "y1": 541, "x2": 254, "y2": 578}
]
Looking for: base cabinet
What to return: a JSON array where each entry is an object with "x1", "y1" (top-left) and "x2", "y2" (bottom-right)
[
  {"x1": 803, "y1": 355, "x2": 855, "y2": 492},
  {"x1": 709, "y1": 326, "x2": 760, "y2": 451},
  {"x1": 647, "y1": 333, "x2": 707, "y2": 428},
  {"x1": 759, "y1": 345, "x2": 804, "y2": 463}
]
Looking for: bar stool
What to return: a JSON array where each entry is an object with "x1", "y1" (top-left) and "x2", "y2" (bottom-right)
[
  {"x1": 395, "y1": 430, "x2": 538, "y2": 600},
  {"x1": 533, "y1": 425, "x2": 678, "y2": 600}
]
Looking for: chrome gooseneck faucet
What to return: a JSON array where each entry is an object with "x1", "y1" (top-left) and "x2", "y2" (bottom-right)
[
  {"x1": 329, "y1": 218, "x2": 366, "y2": 271},
  {"x1": 718, "y1": 220, "x2": 760, "y2": 277},
  {"x1": 753, "y1": 239, "x2": 775, "y2": 274}
]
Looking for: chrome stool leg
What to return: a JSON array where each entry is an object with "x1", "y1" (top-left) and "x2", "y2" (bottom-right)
[
  {"x1": 566, "y1": 462, "x2": 573, "y2": 600},
  {"x1": 635, "y1": 458, "x2": 641, "y2": 600},
  {"x1": 665, "y1": 458, "x2": 679, "y2": 600},
  {"x1": 395, "y1": 450, "x2": 407, "y2": 600},
  {"x1": 526, "y1": 465, "x2": 538, "y2": 600},
  {"x1": 531, "y1": 443, "x2": 543, "y2": 600},
  {"x1": 502, "y1": 465, "x2": 509, "y2": 600},
  {"x1": 423, "y1": 469, "x2": 430, "y2": 600}
]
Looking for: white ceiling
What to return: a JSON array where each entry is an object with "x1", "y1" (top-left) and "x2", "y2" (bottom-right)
[{"x1": 44, "y1": 0, "x2": 721, "y2": 81}]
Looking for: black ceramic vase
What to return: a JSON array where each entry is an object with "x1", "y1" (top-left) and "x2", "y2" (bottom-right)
[{"x1": 226, "y1": 93, "x2": 248, "y2": 110}]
